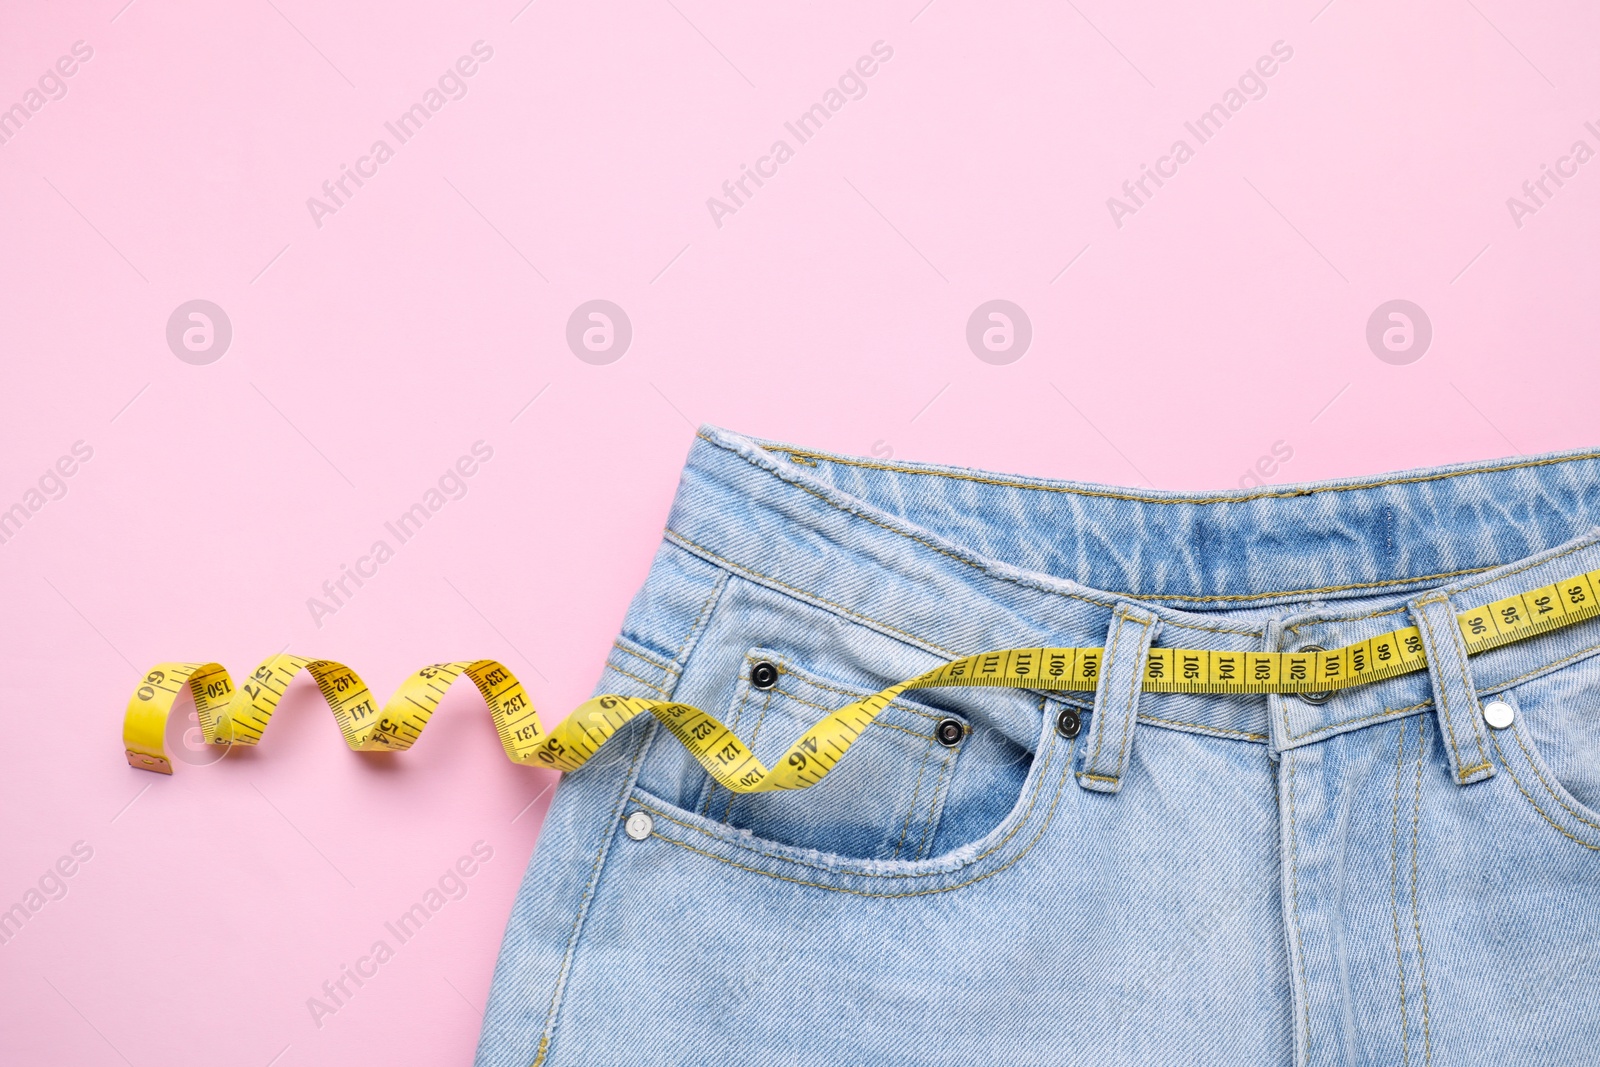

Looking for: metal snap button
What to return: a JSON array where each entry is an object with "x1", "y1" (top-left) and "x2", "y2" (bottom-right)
[
  {"x1": 1055, "y1": 707, "x2": 1082, "y2": 739},
  {"x1": 749, "y1": 660, "x2": 779, "y2": 691},
  {"x1": 1295, "y1": 645, "x2": 1333, "y2": 705},
  {"x1": 623, "y1": 811, "x2": 654, "y2": 840},
  {"x1": 1482, "y1": 700, "x2": 1515, "y2": 730},
  {"x1": 935, "y1": 718, "x2": 964, "y2": 747}
]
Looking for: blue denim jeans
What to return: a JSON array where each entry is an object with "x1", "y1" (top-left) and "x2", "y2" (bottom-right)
[{"x1": 476, "y1": 427, "x2": 1600, "y2": 1066}]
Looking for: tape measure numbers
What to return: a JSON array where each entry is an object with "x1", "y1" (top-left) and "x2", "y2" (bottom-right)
[{"x1": 124, "y1": 566, "x2": 1600, "y2": 790}]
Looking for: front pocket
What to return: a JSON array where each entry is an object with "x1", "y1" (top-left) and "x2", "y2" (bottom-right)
[
  {"x1": 1489, "y1": 676, "x2": 1600, "y2": 852},
  {"x1": 625, "y1": 691, "x2": 1074, "y2": 897},
  {"x1": 691, "y1": 648, "x2": 964, "y2": 860}
]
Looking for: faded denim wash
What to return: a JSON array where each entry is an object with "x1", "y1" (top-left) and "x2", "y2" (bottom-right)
[{"x1": 477, "y1": 426, "x2": 1600, "y2": 1066}]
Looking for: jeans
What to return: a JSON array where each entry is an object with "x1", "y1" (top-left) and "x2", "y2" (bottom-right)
[{"x1": 476, "y1": 426, "x2": 1600, "y2": 1066}]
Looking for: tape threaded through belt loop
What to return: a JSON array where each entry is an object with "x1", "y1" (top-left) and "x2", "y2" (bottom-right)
[
  {"x1": 1410, "y1": 593, "x2": 1495, "y2": 785},
  {"x1": 122, "y1": 562, "x2": 1600, "y2": 792},
  {"x1": 1077, "y1": 603, "x2": 1161, "y2": 795}
]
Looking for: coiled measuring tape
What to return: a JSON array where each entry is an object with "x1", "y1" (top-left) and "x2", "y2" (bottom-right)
[{"x1": 124, "y1": 566, "x2": 1600, "y2": 791}]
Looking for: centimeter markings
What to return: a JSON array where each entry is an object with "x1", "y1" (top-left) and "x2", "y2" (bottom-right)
[
  {"x1": 1460, "y1": 569, "x2": 1600, "y2": 654},
  {"x1": 123, "y1": 564, "x2": 1600, "y2": 790}
]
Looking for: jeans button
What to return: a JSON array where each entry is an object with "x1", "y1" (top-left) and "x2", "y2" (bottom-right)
[
  {"x1": 624, "y1": 811, "x2": 654, "y2": 840},
  {"x1": 750, "y1": 660, "x2": 779, "y2": 690},
  {"x1": 935, "y1": 718, "x2": 965, "y2": 747},
  {"x1": 1482, "y1": 700, "x2": 1515, "y2": 729},
  {"x1": 1296, "y1": 645, "x2": 1333, "y2": 705},
  {"x1": 1055, "y1": 707, "x2": 1082, "y2": 739}
]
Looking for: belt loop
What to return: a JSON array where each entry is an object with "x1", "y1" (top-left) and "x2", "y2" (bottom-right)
[
  {"x1": 1263, "y1": 616, "x2": 1289, "y2": 759},
  {"x1": 1409, "y1": 592, "x2": 1495, "y2": 786},
  {"x1": 1077, "y1": 602, "x2": 1161, "y2": 795}
]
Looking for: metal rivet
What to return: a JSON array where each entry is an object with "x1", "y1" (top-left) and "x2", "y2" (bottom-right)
[
  {"x1": 1295, "y1": 645, "x2": 1334, "y2": 705},
  {"x1": 935, "y1": 718, "x2": 964, "y2": 747},
  {"x1": 1055, "y1": 707, "x2": 1082, "y2": 739},
  {"x1": 1483, "y1": 700, "x2": 1515, "y2": 730},
  {"x1": 750, "y1": 660, "x2": 779, "y2": 691},
  {"x1": 623, "y1": 811, "x2": 653, "y2": 840}
]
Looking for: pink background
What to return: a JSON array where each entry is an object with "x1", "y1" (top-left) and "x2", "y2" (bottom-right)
[{"x1": 2, "y1": 0, "x2": 1597, "y2": 1063}]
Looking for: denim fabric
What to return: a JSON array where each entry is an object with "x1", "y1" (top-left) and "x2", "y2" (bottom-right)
[{"x1": 476, "y1": 427, "x2": 1600, "y2": 1067}]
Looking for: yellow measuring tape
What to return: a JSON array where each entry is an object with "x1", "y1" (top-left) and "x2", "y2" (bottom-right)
[{"x1": 124, "y1": 566, "x2": 1600, "y2": 791}]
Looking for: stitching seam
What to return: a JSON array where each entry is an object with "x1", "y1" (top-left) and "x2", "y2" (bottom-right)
[
  {"x1": 1493, "y1": 733, "x2": 1600, "y2": 850},
  {"x1": 529, "y1": 715, "x2": 654, "y2": 1067},
  {"x1": 750, "y1": 437, "x2": 1600, "y2": 505},
  {"x1": 1452, "y1": 536, "x2": 1599, "y2": 596},
  {"x1": 1292, "y1": 705, "x2": 1421, "y2": 743},
  {"x1": 1410, "y1": 727, "x2": 1433, "y2": 1065},
  {"x1": 704, "y1": 676, "x2": 757, "y2": 819},
  {"x1": 1121, "y1": 569, "x2": 1492, "y2": 604},
  {"x1": 738, "y1": 441, "x2": 1593, "y2": 603},
  {"x1": 1484, "y1": 640, "x2": 1600, "y2": 692},
  {"x1": 643, "y1": 745, "x2": 1073, "y2": 899},
  {"x1": 1110, "y1": 618, "x2": 1151, "y2": 779},
  {"x1": 668, "y1": 527, "x2": 1255, "y2": 638},
  {"x1": 1287, "y1": 753, "x2": 1311, "y2": 1066},
  {"x1": 1303, "y1": 639, "x2": 1600, "y2": 743},
  {"x1": 1416, "y1": 604, "x2": 1469, "y2": 777},
  {"x1": 891, "y1": 733, "x2": 933, "y2": 860},
  {"x1": 1287, "y1": 606, "x2": 1411, "y2": 635},
  {"x1": 913, "y1": 745, "x2": 957, "y2": 860},
  {"x1": 1508, "y1": 726, "x2": 1600, "y2": 834},
  {"x1": 636, "y1": 728, "x2": 1059, "y2": 882},
  {"x1": 1439, "y1": 597, "x2": 1492, "y2": 772},
  {"x1": 612, "y1": 639, "x2": 678, "y2": 676},
  {"x1": 670, "y1": 525, "x2": 1252, "y2": 637},
  {"x1": 720, "y1": 434, "x2": 1600, "y2": 606},
  {"x1": 725, "y1": 683, "x2": 773, "y2": 822},
  {"x1": 671, "y1": 531, "x2": 1239, "y2": 728},
  {"x1": 603, "y1": 661, "x2": 670, "y2": 697},
  {"x1": 779, "y1": 478, "x2": 1109, "y2": 611},
  {"x1": 669, "y1": 529, "x2": 949, "y2": 654},
  {"x1": 675, "y1": 569, "x2": 729, "y2": 668},
  {"x1": 1136, "y1": 714, "x2": 1268, "y2": 741},
  {"x1": 1390, "y1": 718, "x2": 1412, "y2": 1066},
  {"x1": 1086, "y1": 610, "x2": 1127, "y2": 774},
  {"x1": 1283, "y1": 537, "x2": 1600, "y2": 633},
  {"x1": 670, "y1": 528, "x2": 1600, "y2": 747}
]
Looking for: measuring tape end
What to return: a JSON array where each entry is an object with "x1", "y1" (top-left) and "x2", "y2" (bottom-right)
[{"x1": 126, "y1": 750, "x2": 172, "y2": 775}]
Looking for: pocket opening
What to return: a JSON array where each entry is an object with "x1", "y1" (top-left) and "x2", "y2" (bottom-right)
[
  {"x1": 620, "y1": 681, "x2": 1077, "y2": 896},
  {"x1": 691, "y1": 649, "x2": 967, "y2": 861},
  {"x1": 1490, "y1": 688, "x2": 1600, "y2": 851}
]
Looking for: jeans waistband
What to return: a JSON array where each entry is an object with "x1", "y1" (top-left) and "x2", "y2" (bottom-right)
[{"x1": 663, "y1": 426, "x2": 1600, "y2": 748}]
